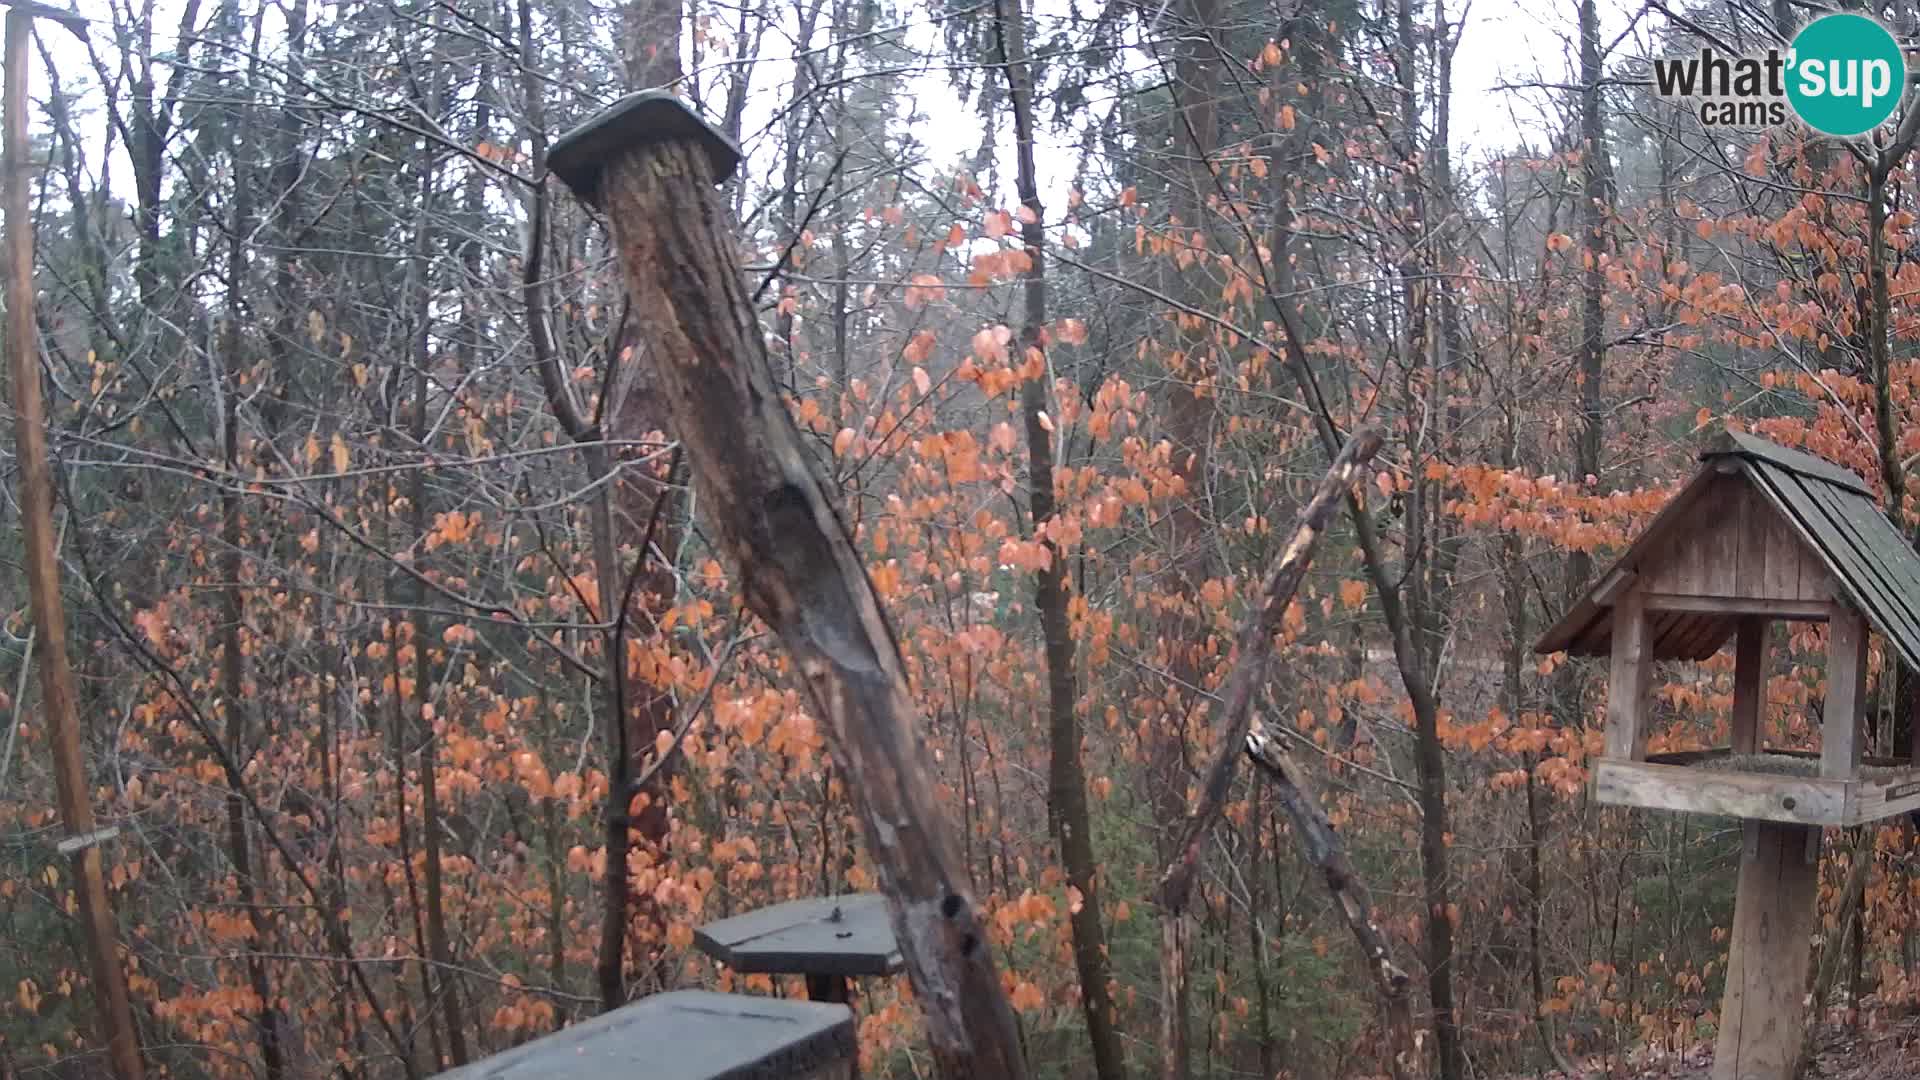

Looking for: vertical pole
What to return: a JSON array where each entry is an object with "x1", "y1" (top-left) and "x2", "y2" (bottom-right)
[
  {"x1": 4, "y1": 12, "x2": 143, "y2": 1079},
  {"x1": 1605, "y1": 589, "x2": 1652, "y2": 760},
  {"x1": 1823, "y1": 608, "x2": 1867, "y2": 779},
  {"x1": 1731, "y1": 616, "x2": 1765, "y2": 754},
  {"x1": 1711, "y1": 821, "x2": 1819, "y2": 1080}
]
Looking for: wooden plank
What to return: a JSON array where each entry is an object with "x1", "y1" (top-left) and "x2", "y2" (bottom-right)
[
  {"x1": 1645, "y1": 483, "x2": 1715, "y2": 596},
  {"x1": 1750, "y1": 467, "x2": 1906, "y2": 640},
  {"x1": 1711, "y1": 821, "x2": 1820, "y2": 1080},
  {"x1": 1592, "y1": 567, "x2": 1638, "y2": 606},
  {"x1": 1606, "y1": 590, "x2": 1654, "y2": 761},
  {"x1": 1592, "y1": 759, "x2": 1848, "y2": 825},
  {"x1": 1799, "y1": 478, "x2": 1920, "y2": 632},
  {"x1": 1648, "y1": 609, "x2": 1695, "y2": 658},
  {"x1": 693, "y1": 894, "x2": 902, "y2": 978},
  {"x1": 1845, "y1": 766, "x2": 1920, "y2": 825},
  {"x1": 1823, "y1": 608, "x2": 1867, "y2": 780},
  {"x1": 1751, "y1": 746, "x2": 1908, "y2": 767},
  {"x1": 1731, "y1": 617, "x2": 1765, "y2": 754},
  {"x1": 1702, "y1": 478, "x2": 1743, "y2": 597},
  {"x1": 1731, "y1": 479, "x2": 1761, "y2": 599},
  {"x1": 1674, "y1": 612, "x2": 1735, "y2": 661},
  {"x1": 1788, "y1": 479, "x2": 1920, "y2": 694},
  {"x1": 1645, "y1": 747, "x2": 1735, "y2": 766},
  {"x1": 1758, "y1": 490, "x2": 1807, "y2": 600},
  {"x1": 1640, "y1": 594, "x2": 1831, "y2": 619}
]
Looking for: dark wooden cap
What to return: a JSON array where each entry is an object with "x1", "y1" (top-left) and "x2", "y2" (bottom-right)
[
  {"x1": 694, "y1": 893, "x2": 903, "y2": 979},
  {"x1": 429, "y1": 990, "x2": 853, "y2": 1080},
  {"x1": 548, "y1": 91, "x2": 742, "y2": 207}
]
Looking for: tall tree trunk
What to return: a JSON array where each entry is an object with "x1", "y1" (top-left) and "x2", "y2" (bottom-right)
[
  {"x1": 215, "y1": 23, "x2": 283, "y2": 1073},
  {"x1": 409, "y1": 42, "x2": 468, "y2": 1057},
  {"x1": 993, "y1": 1, "x2": 1127, "y2": 1075},
  {"x1": 1386, "y1": 0, "x2": 1462, "y2": 1073},
  {"x1": 1156, "y1": 2, "x2": 1223, "y2": 1072}
]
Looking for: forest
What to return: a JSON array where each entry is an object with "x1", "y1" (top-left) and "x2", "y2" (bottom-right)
[{"x1": 3, "y1": 0, "x2": 1920, "y2": 1076}]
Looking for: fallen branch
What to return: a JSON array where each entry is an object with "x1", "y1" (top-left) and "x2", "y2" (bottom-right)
[
  {"x1": 1246, "y1": 720, "x2": 1421, "y2": 1080},
  {"x1": 1152, "y1": 427, "x2": 1385, "y2": 1080}
]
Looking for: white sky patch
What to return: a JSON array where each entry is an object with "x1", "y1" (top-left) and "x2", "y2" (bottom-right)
[{"x1": 32, "y1": 0, "x2": 1646, "y2": 244}]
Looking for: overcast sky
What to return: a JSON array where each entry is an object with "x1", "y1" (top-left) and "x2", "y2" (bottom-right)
[{"x1": 30, "y1": 0, "x2": 1640, "y2": 235}]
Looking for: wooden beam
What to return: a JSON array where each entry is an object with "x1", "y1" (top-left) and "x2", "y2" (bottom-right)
[
  {"x1": 1639, "y1": 594, "x2": 1832, "y2": 619},
  {"x1": 1605, "y1": 590, "x2": 1653, "y2": 760},
  {"x1": 1731, "y1": 617, "x2": 1766, "y2": 754},
  {"x1": 1592, "y1": 567, "x2": 1638, "y2": 606},
  {"x1": 1845, "y1": 767, "x2": 1920, "y2": 825},
  {"x1": 1823, "y1": 608, "x2": 1868, "y2": 780},
  {"x1": 1711, "y1": 821, "x2": 1819, "y2": 1080},
  {"x1": 1592, "y1": 759, "x2": 1847, "y2": 826}
]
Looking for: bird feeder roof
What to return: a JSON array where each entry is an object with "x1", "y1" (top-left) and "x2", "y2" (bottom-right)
[{"x1": 1536, "y1": 431, "x2": 1920, "y2": 671}]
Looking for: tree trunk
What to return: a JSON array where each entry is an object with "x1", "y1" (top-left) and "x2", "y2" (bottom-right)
[
  {"x1": 577, "y1": 129, "x2": 1029, "y2": 1080},
  {"x1": 1157, "y1": 2, "x2": 1223, "y2": 1071},
  {"x1": 215, "y1": 84, "x2": 284, "y2": 1079},
  {"x1": 992, "y1": 1, "x2": 1127, "y2": 1076}
]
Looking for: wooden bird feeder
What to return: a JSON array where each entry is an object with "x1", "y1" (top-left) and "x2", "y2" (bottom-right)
[
  {"x1": 695, "y1": 893, "x2": 903, "y2": 1004},
  {"x1": 433, "y1": 990, "x2": 855, "y2": 1080},
  {"x1": 1538, "y1": 431, "x2": 1920, "y2": 1080}
]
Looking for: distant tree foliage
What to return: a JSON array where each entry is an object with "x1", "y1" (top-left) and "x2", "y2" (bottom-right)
[{"x1": 3, "y1": 0, "x2": 1920, "y2": 1077}]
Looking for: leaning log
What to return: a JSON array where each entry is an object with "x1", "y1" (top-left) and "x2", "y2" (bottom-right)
[
  {"x1": 546, "y1": 93, "x2": 1028, "y2": 1079},
  {"x1": 1150, "y1": 428, "x2": 1386, "y2": 1080},
  {"x1": 1245, "y1": 723, "x2": 1420, "y2": 1079}
]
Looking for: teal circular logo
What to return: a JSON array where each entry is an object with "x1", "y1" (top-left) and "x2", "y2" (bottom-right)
[{"x1": 1787, "y1": 14, "x2": 1907, "y2": 137}]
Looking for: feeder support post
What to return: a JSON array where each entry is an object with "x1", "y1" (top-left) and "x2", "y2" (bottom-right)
[
  {"x1": 547, "y1": 94, "x2": 1029, "y2": 1080},
  {"x1": 1712, "y1": 821, "x2": 1819, "y2": 1080}
]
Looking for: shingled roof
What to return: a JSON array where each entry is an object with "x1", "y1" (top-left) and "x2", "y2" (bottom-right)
[{"x1": 1534, "y1": 431, "x2": 1920, "y2": 672}]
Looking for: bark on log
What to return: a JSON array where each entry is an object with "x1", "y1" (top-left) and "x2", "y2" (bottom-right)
[{"x1": 561, "y1": 114, "x2": 1028, "y2": 1079}]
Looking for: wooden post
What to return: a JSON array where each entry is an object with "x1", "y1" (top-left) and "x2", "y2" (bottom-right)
[
  {"x1": 1822, "y1": 608, "x2": 1867, "y2": 780},
  {"x1": 804, "y1": 974, "x2": 851, "y2": 1005},
  {"x1": 546, "y1": 93, "x2": 1028, "y2": 1079},
  {"x1": 1605, "y1": 589, "x2": 1653, "y2": 760},
  {"x1": 1731, "y1": 617, "x2": 1765, "y2": 754},
  {"x1": 1712, "y1": 821, "x2": 1819, "y2": 1080},
  {"x1": 2, "y1": 7, "x2": 143, "y2": 1080}
]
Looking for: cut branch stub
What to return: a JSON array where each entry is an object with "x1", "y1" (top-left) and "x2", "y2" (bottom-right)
[
  {"x1": 548, "y1": 96, "x2": 1029, "y2": 1079},
  {"x1": 548, "y1": 91, "x2": 741, "y2": 208}
]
